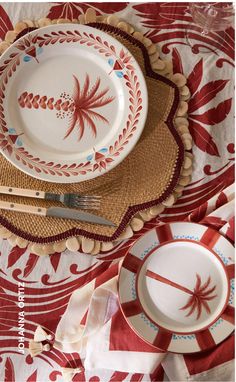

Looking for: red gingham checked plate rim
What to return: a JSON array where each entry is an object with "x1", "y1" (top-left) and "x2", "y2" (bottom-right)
[{"x1": 118, "y1": 222, "x2": 235, "y2": 353}]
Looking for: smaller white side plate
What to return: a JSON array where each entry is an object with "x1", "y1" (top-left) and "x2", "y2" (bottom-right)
[{"x1": 118, "y1": 222, "x2": 234, "y2": 353}]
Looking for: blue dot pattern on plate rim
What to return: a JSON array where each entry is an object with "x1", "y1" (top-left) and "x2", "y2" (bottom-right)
[
  {"x1": 140, "y1": 313, "x2": 158, "y2": 332},
  {"x1": 174, "y1": 236, "x2": 231, "y2": 267},
  {"x1": 140, "y1": 242, "x2": 158, "y2": 260},
  {"x1": 214, "y1": 248, "x2": 230, "y2": 265},
  {"x1": 173, "y1": 235, "x2": 200, "y2": 241},
  {"x1": 209, "y1": 318, "x2": 224, "y2": 331},
  {"x1": 173, "y1": 334, "x2": 195, "y2": 340},
  {"x1": 229, "y1": 279, "x2": 235, "y2": 305},
  {"x1": 131, "y1": 274, "x2": 137, "y2": 300}
]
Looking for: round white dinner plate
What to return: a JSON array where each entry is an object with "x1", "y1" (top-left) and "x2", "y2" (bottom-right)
[
  {"x1": 0, "y1": 24, "x2": 148, "y2": 182},
  {"x1": 118, "y1": 222, "x2": 234, "y2": 353}
]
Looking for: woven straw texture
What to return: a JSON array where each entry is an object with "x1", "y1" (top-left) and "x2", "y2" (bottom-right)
[{"x1": 0, "y1": 25, "x2": 181, "y2": 241}]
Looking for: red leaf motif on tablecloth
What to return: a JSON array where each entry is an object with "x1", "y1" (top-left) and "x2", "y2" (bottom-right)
[
  {"x1": 50, "y1": 253, "x2": 62, "y2": 272},
  {"x1": 7, "y1": 246, "x2": 27, "y2": 268},
  {"x1": 4, "y1": 358, "x2": 15, "y2": 382},
  {"x1": 191, "y1": 98, "x2": 232, "y2": 125},
  {"x1": 0, "y1": 5, "x2": 13, "y2": 40},
  {"x1": 172, "y1": 53, "x2": 232, "y2": 157},
  {"x1": 47, "y1": 2, "x2": 128, "y2": 20},
  {"x1": 172, "y1": 48, "x2": 183, "y2": 74},
  {"x1": 188, "y1": 120, "x2": 220, "y2": 157},
  {"x1": 189, "y1": 80, "x2": 229, "y2": 113},
  {"x1": 187, "y1": 58, "x2": 203, "y2": 96},
  {"x1": 133, "y1": 2, "x2": 188, "y2": 29},
  {"x1": 23, "y1": 253, "x2": 39, "y2": 278},
  {"x1": 26, "y1": 370, "x2": 37, "y2": 382}
]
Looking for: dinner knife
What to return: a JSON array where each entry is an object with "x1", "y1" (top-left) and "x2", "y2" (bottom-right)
[{"x1": 0, "y1": 200, "x2": 116, "y2": 227}]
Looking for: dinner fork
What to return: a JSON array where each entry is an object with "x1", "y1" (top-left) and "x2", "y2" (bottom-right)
[{"x1": 0, "y1": 186, "x2": 101, "y2": 209}]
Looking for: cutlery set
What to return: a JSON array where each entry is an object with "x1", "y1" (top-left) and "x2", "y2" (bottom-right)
[
  {"x1": 0, "y1": 186, "x2": 115, "y2": 227},
  {"x1": 0, "y1": 186, "x2": 101, "y2": 208}
]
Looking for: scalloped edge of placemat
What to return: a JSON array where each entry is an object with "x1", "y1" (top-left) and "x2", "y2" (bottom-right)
[{"x1": 0, "y1": 9, "x2": 193, "y2": 256}]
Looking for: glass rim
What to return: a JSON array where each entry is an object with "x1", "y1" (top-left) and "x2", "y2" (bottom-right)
[{"x1": 189, "y1": 2, "x2": 234, "y2": 11}]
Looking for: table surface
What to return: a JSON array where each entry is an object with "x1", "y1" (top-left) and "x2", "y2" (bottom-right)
[{"x1": 0, "y1": 2, "x2": 234, "y2": 382}]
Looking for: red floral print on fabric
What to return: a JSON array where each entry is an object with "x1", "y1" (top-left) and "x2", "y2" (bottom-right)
[
  {"x1": 133, "y1": 2, "x2": 189, "y2": 30},
  {"x1": 4, "y1": 358, "x2": 15, "y2": 382},
  {"x1": 133, "y1": 3, "x2": 234, "y2": 60},
  {"x1": 47, "y1": 2, "x2": 128, "y2": 20},
  {"x1": 0, "y1": 5, "x2": 13, "y2": 40},
  {"x1": 26, "y1": 370, "x2": 38, "y2": 382},
  {"x1": 172, "y1": 49, "x2": 232, "y2": 157}
]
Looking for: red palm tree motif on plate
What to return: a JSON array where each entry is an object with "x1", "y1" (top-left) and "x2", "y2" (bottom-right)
[
  {"x1": 18, "y1": 74, "x2": 115, "y2": 141},
  {"x1": 146, "y1": 270, "x2": 217, "y2": 320},
  {"x1": 180, "y1": 274, "x2": 217, "y2": 320},
  {"x1": 67, "y1": 74, "x2": 115, "y2": 140}
]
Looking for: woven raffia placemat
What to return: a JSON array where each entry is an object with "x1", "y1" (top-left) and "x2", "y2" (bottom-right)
[{"x1": 0, "y1": 9, "x2": 193, "y2": 255}]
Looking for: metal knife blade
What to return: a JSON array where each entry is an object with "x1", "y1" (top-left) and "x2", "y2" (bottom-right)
[{"x1": 46, "y1": 207, "x2": 116, "y2": 227}]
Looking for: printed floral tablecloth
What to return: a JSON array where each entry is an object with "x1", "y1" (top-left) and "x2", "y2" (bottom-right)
[{"x1": 0, "y1": 2, "x2": 234, "y2": 382}]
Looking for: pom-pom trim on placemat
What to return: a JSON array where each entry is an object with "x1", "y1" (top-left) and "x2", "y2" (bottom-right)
[{"x1": 0, "y1": 8, "x2": 192, "y2": 256}]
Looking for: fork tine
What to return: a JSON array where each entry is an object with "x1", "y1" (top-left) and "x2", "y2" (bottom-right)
[
  {"x1": 76, "y1": 196, "x2": 102, "y2": 200},
  {"x1": 74, "y1": 197, "x2": 101, "y2": 202},
  {"x1": 74, "y1": 201, "x2": 101, "y2": 206},
  {"x1": 63, "y1": 193, "x2": 101, "y2": 209},
  {"x1": 74, "y1": 199, "x2": 100, "y2": 203},
  {"x1": 71, "y1": 196, "x2": 101, "y2": 209},
  {"x1": 75, "y1": 204, "x2": 100, "y2": 210}
]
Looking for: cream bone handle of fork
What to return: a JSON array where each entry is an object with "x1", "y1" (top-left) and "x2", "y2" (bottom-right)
[
  {"x1": 0, "y1": 186, "x2": 45, "y2": 199},
  {"x1": 0, "y1": 200, "x2": 47, "y2": 216}
]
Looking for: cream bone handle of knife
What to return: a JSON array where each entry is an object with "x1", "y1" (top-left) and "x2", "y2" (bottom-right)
[
  {"x1": 0, "y1": 186, "x2": 45, "y2": 199},
  {"x1": 0, "y1": 200, "x2": 47, "y2": 216}
]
